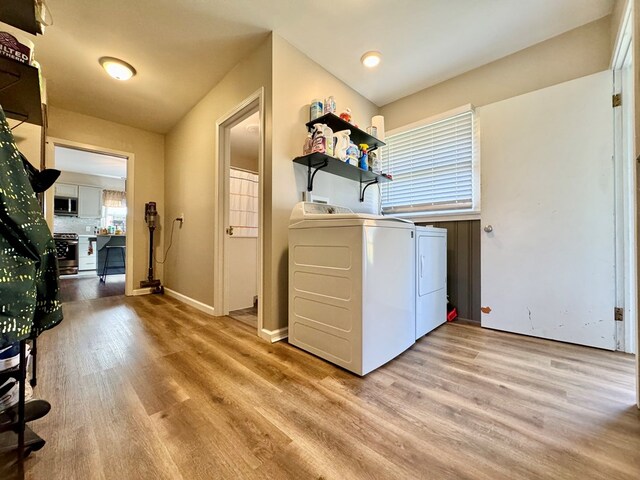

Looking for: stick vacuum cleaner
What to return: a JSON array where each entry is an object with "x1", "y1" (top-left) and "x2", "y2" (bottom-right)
[{"x1": 140, "y1": 202, "x2": 164, "y2": 294}]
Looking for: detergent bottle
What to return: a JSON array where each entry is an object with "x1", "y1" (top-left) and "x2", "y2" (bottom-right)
[
  {"x1": 311, "y1": 123, "x2": 326, "y2": 154},
  {"x1": 323, "y1": 124, "x2": 334, "y2": 157},
  {"x1": 333, "y1": 130, "x2": 351, "y2": 161}
]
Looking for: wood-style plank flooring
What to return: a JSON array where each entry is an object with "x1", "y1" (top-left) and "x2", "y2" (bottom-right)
[
  {"x1": 59, "y1": 274, "x2": 125, "y2": 303},
  {"x1": 20, "y1": 294, "x2": 640, "y2": 479},
  {"x1": 229, "y1": 306, "x2": 258, "y2": 328}
]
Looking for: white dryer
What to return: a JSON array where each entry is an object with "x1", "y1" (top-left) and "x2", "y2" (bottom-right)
[
  {"x1": 288, "y1": 202, "x2": 416, "y2": 375},
  {"x1": 415, "y1": 226, "x2": 447, "y2": 339}
]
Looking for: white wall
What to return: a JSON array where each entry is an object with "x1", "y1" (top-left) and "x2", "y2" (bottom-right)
[
  {"x1": 380, "y1": 16, "x2": 612, "y2": 131},
  {"x1": 163, "y1": 36, "x2": 272, "y2": 308},
  {"x1": 268, "y1": 35, "x2": 381, "y2": 331}
]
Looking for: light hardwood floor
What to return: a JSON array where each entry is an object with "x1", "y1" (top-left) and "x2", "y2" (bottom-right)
[{"x1": 20, "y1": 294, "x2": 640, "y2": 479}]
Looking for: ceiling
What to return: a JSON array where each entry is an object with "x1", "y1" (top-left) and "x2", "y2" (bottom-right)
[
  {"x1": 23, "y1": 0, "x2": 613, "y2": 133},
  {"x1": 54, "y1": 146, "x2": 127, "y2": 178}
]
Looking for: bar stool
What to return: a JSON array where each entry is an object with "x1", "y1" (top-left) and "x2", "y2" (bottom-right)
[{"x1": 100, "y1": 246, "x2": 126, "y2": 283}]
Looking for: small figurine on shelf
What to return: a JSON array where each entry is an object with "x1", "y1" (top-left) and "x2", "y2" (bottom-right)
[{"x1": 339, "y1": 108, "x2": 352, "y2": 123}]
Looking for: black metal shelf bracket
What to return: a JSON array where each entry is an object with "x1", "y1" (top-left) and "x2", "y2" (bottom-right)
[
  {"x1": 307, "y1": 159, "x2": 329, "y2": 191},
  {"x1": 360, "y1": 178, "x2": 379, "y2": 202}
]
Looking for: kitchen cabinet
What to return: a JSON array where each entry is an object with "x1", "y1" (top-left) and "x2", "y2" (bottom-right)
[
  {"x1": 78, "y1": 236, "x2": 97, "y2": 271},
  {"x1": 54, "y1": 183, "x2": 78, "y2": 198},
  {"x1": 78, "y1": 186, "x2": 102, "y2": 218}
]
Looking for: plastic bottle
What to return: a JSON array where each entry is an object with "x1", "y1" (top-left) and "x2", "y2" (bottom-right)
[
  {"x1": 303, "y1": 132, "x2": 313, "y2": 155},
  {"x1": 369, "y1": 150, "x2": 381, "y2": 173},
  {"x1": 311, "y1": 123, "x2": 326, "y2": 154},
  {"x1": 345, "y1": 141, "x2": 359, "y2": 166},
  {"x1": 334, "y1": 130, "x2": 351, "y2": 161},
  {"x1": 310, "y1": 99, "x2": 323, "y2": 121},
  {"x1": 324, "y1": 96, "x2": 336, "y2": 115},
  {"x1": 359, "y1": 144, "x2": 369, "y2": 170},
  {"x1": 323, "y1": 124, "x2": 334, "y2": 157},
  {"x1": 339, "y1": 108, "x2": 352, "y2": 123}
]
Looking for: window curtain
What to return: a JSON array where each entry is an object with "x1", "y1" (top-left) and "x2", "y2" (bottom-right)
[
  {"x1": 102, "y1": 189, "x2": 126, "y2": 208},
  {"x1": 229, "y1": 168, "x2": 258, "y2": 237}
]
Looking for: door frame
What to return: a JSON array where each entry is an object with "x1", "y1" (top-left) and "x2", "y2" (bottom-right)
[
  {"x1": 214, "y1": 88, "x2": 265, "y2": 337},
  {"x1": 45, "y1": 137, "x2": 135, "y2": 297},
  {"x1": 612, "y1": 0, "x2": 636, "y2": 354}
]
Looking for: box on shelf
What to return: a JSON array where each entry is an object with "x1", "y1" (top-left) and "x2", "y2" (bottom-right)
[{"x1": 0, "y1": 31, "x2": 33, "y2": 64}]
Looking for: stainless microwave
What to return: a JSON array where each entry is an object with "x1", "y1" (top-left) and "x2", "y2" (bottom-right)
[{"x1": 54, "y1": 196, "x2": 78, "y2": 216}]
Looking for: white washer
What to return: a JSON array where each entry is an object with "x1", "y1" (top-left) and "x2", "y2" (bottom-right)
[
  {"x1": 288, "y1": 202, "x2": 416, "y2": 375},
  {"x1": 415, "y1": 226, "x2": 447, "y2": 339}
]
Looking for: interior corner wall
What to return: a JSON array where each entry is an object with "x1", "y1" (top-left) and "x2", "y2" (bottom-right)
[
  {"x1": 163, "y1": 36, "x2": 272, "y2": 308},
  {"x1": 267, "y1": 34, "x2": 380, "y2": 332},
  {"x1": 380, "y1": 15, "x2": 613, "y2": 131},
  {"x1": 46, "y1": 105, "x2": 166, "y2": 287}
]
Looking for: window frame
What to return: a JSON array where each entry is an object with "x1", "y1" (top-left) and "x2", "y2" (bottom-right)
[{"x1": 381, "y1": 104, "x2": 480, "y2": 221}]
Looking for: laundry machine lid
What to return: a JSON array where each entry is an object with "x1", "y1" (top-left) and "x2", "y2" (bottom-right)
[{"x1": 289, "y1": 202, "x2": 414, "y2": 228}]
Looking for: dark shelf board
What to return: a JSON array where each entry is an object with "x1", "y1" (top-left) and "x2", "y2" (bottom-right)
[
  {"x1": 305, "y1": 113, "x2": 386, "y2": 150},
  {"x1": 0, "y1": 56, "x2": 43, "y2": 126},
  {"x1": 0, "y1": 0, "x2": 40, "y2": 36},
  {"x1": 293, "y1": 152, "x2": 392, "y2": 184}
]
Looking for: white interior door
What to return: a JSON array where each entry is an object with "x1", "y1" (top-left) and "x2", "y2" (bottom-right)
[{"x1": 479, "y1": 71, "x2": 616, "y2": 350}]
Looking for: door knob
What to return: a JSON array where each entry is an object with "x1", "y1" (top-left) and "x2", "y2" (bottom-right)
[
  {"x1": 484, "y1": 225, "x2": 493, "y2": 233},
  {"x1": 226, "y1": 226, "x2": 234, "y2": 236}
]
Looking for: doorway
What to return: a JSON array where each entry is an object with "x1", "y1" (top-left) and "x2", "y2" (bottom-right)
[
  {"x1": 214, "y1": 89, "x2": 264, "y2": 335},
  {"x1": 46, "y1": 138, "x2": 135, "y2": 300},
  {"x1": 227, "y1": 112, "x2": 260, "y2": 326}
]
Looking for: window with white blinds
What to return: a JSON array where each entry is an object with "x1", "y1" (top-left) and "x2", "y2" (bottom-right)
[{"x1": 381, "y1": 109, "x2": 477, "y2": 215}]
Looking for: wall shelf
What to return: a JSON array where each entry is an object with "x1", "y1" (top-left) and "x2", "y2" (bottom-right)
[
  {"x1": 293, "y1": 152, "x2": 391, "y2": 202},
  {"x1": 0, "y1": 56, "x2": 43, "y2": 126},
  {"x1": 0, "y1": 0, "x2": 40, "y2": 36},
  {"x1": 305, "y1": 113, "x2": 386, "y2": 151}
]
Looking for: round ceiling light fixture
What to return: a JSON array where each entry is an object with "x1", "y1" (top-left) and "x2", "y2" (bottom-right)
[
  {"x1": 245, "y1": 123, "x2": 260, "y2": 135},
  {"x1": 360, "y1": 51, "x2": 382, "y2": 68},
  {"x1": 99, "y1": 57, "x2": 137, "y2": 81}
]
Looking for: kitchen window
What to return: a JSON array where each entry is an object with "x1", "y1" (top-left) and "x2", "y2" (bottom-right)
[{"x1": 380, "y1": 105, "x2": 479, "y2": 217}]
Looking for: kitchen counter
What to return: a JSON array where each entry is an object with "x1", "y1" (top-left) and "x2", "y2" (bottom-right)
[{"x1": 97, "y1": 235, "x2": 126, "y2": 276}]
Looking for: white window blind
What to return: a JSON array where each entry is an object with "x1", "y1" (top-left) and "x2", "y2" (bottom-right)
[{"x1": 381, "y1": 109, "x2": 476, "y2": 214}]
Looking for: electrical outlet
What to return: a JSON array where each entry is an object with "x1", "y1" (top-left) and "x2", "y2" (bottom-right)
[
  {"x1": 86, "y1": 226, "x2": 91, "y2": 232},
  {"x1": 177, "y1": 213, "x2": 184, "y2": 225}
]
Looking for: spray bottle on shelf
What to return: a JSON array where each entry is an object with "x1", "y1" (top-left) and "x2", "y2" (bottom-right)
[{"x1": 359, "y1": 144, "x2": 369, "y2": 171}]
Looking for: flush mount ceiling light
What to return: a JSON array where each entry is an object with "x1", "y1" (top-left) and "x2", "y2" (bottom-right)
[
  {"x1": 245, "y1": 123, "x2": 260, "y2": 135},
  {"x1": 99, "y1": 57, "x2": 136, "y2": 81},
  {"x1": 360, "y1": 51, "x2": 382, "y2": 68}
]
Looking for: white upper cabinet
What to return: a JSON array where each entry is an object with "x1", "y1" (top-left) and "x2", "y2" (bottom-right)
[
  {"x1": 78, "y1": 186, "x2": 102, "y2": 218},
  {"x1": 54, "y1": 183, "x2": 78, "y2": 198}
]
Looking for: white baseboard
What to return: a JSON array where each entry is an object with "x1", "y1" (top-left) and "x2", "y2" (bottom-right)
[
  {"x1": 260, "y1": 327, "x2": 288, "y2": 343},
  {"x1": 131, "y1": 287, "x2": 155, "y2": 296},
  {"x1": 164, "y1": 287, "x2": 216, "y2": 316}
]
